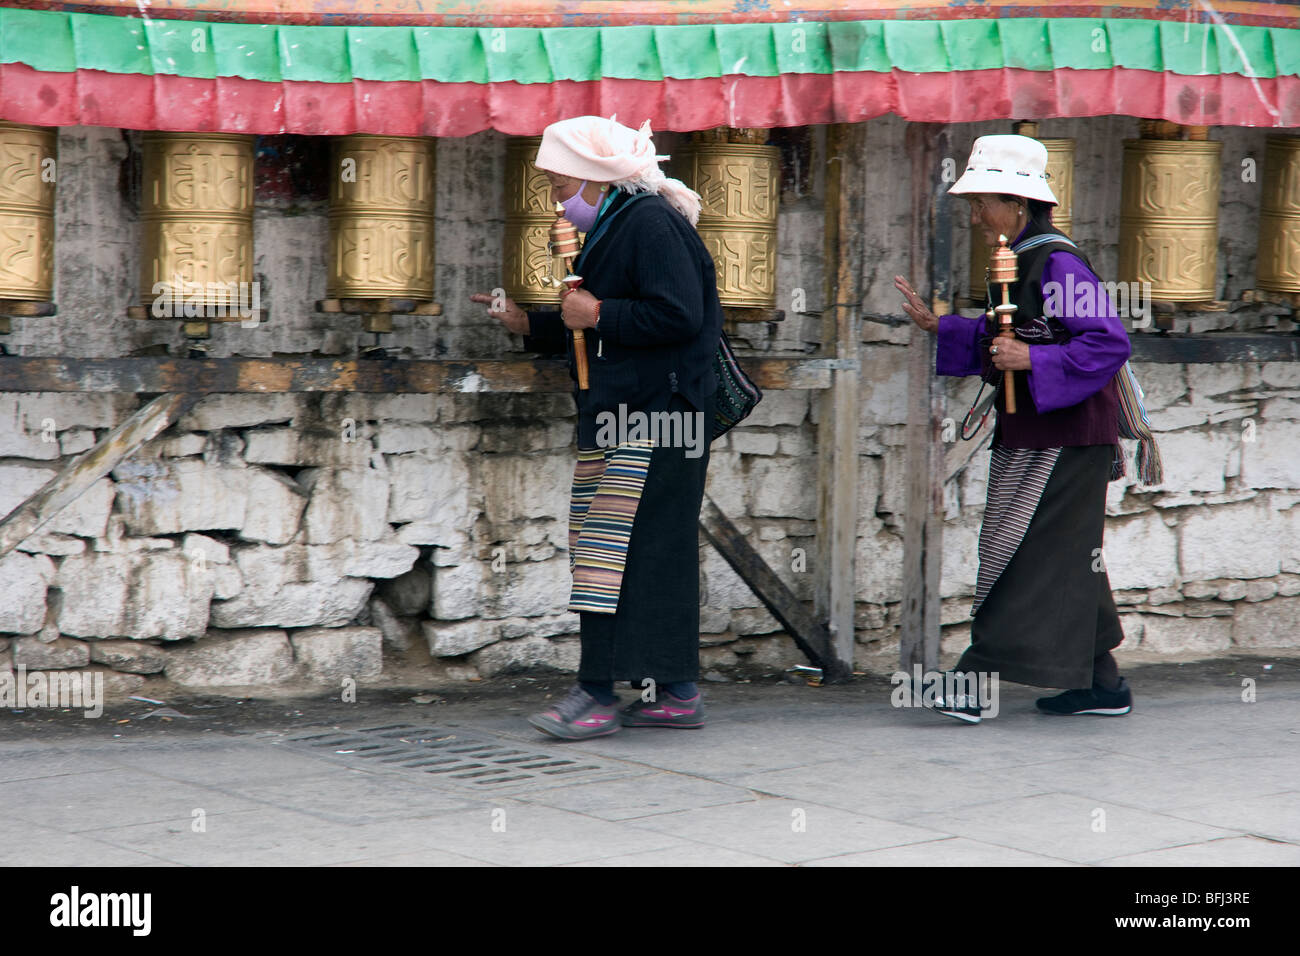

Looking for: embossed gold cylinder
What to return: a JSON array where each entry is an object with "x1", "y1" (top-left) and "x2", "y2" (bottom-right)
[
  {"x1": 968, "y1": 135, "x2": 1075, "y2": 301},
  {"x1": 504, "y1": 135, "x2": 561, "y2": 305},
  {"x1": 141, "y1": 132, "x2": 254, "y2": 308},
  {"x1": 0, "y1": 122, "x2": 57, "y2": 301},
  {"x1": 327, "y1": 134, "x2": 436, "y2": 298},
  {"x1": 1256, "y1": 136, "x2": 1300, "y2": 294},
  {"x1": 678, "y1": 129, "x2": 779, "y2": 309},
  {"x1": 1118, "y1": 136, "x2": 1221, "y2": 301}
]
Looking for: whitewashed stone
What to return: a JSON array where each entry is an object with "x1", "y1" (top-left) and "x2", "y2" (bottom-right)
[
  {"x1": 376, "y1": 422, "x2": 439, "y2": 454},
  {"x1": 1278, "y1": 573, "x2": 1300, "y2": 597},
  {"x1": 58, "y1": 429, "x2": 96, "y2": 455},
  {"x1": 494, "y1": 558, "x2": 570, "y2": 619},
  {"x1": 750, "y1": 457, "x2": 817, "y2": 519},
  {"x1": 0, "y1": 552, "x2": 55, "y2": 634},
  {"x1": 300, "y1": 467, "x2": 390, "y2": 543},
  {"x1": 1128, "y1": 364, "x2": 1186, "y2": 409},
  {"x1": 729, "y1": 430, "x2": 779, "y2": 456},
  {"x1": 16, "y1": 393, "x2": 134, "y2": 431},
  {"x1": 1150, "y1": 430, "x2": 1236, "y2": 494},
  {"x1": 307, "y1": 539, "x2": 419, "y2": 579},
  {"x1": 243, "y1": 426, "x2": 374, "y2": 467},
  {"x1": 154, "y1": 432, "x2": 207, "y2": 457},
  {"x1": 113, "y1": 458, "x2": 246, "y2": 535},
  {"x1": 89, "y1": 640, "x2": 167, "y2": 674},
  {"x1": 480, "y1": 452, "x2": 570, "y2": 525},
  {"x1": 369, "y1": 597, "x2": 420, "y2": 651},
  {"x1": 700, "y1": 605, "x2": 731, "y2": 633},
  {"x1": 1103, "y1": 511, "x2": 1179, "y2": 591},
  {"x1": 1135, "y1": 614, "x2": 1232, "y2": 655},
  {"x1": 1261, "y1": 398, "x2": 1300, "y2": 420},
  {"x1": 469, "y1": 634, "x2": 556, "y2": 677},
  {"x1": 13, "y1": 636, "x2": 89, "y2": 669},
  {"x1": 742, "y1": 390, "x2": 808, "y2": 428},
  {"x1": 16, "y1": 534, "x2": 85, "y2": 556},
  {"x1": 290, "y1": 626, "x2": 382, "y2": 682},
  {"x1": 1232, "y1": 597, "x2": 1300, "y2": 647},
  {"x1": 57, "y1": 551, "x2": 214, "y2": 640},
  {"x1": 703, "y1": 451, "x2": 746, "y2": 519},
  {"x1": 1217, "y1": 581, "x2": 1246, "y2": 601},
  {"x1": 701, "y1": 540, "x2": 761, "y2": 610},
  {"x1": 43, "y1": 477, "x2": 114, "y2": 538},
  {"x1": 776, "y1": 428, "x2": 815, "y2": 457},
  {"x1": 0, "y1": 399, "x2": 61, "y2": 459},
  {"x1": 210, "y1": 546, "x2": 373, "y2": 629},
  {"x1": 388, "y1": 453, "x2": 472, "y2": 524},
  {"x1": 1187, "y1": 363, "x2": 1249, "y2": 400},
  {"x1": 165, "y1": 629, "x2": 298, "y2": 686},
  {"x1": 859, "y1": 348, "x2": 911, "y2": 426},
  {"x1": 855, "y1": 530, "x2": 904, "y2": 605},
  {"x1": 940, "y1": 518, "x2": 981, "y2": 599},
  {"x1": 182, "y1": 533, "x2": 230, "y2": 566},
  {"x1": 213, "y1": 564, "x2": 243, "y2": 600},
  {"x1": 1183, "y1": 581, "x2": 1219, "y2": 600},
  {"x1": 423, "y1": 619, "x2": 500, "y2": 657},
  {"x1": 1260, "y1": 363, "x2": 1300, "y2": 389},
  {"x1": 1180, "y1": 502, "x2": 1281, "y2": 581},
  {"x1": 731, "y1": 607, "x2": 780, "y2": 635},
  {"x1": 0, "y1": 463, "x2": 56, "y2": 518},
  {"x1": 1240, "y1": 421, "x2": 1300, "y2": 490},
  {"x1": 178, "y1": 394, "x2": 300, "y2": 431},
  {"x1": 1148, "y1": 587, "x2": 1183, "y2": 605},
  {"x1": 432, "y1": 561, "x2": 485, "y2": 620},
  {"x1": 239, "y1": 468, "x2": 307, "y2": 545}
]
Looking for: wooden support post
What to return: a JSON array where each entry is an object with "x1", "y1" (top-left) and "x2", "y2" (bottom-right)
[
  {"x1": 815, "y1": 123, "x2": 863, "y2": 681},
  {"x1": 0, "y1": 393, "x2": 199, "y2": 560},
  {"x1": 900, "y1": 123, "x2": 947, "y2": 673},
  {"x1": 699, "y1": 496, "x2": 850, "y2": 682}
]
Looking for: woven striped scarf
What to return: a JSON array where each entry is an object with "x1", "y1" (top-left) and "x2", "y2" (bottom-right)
[{"x1": 566, "y1": 440, "x2": 655, "y2": 615}]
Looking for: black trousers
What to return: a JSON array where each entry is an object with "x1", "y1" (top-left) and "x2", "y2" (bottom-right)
[{"x1": 577, "y1": 394, "x2": 712, "y2": 684}]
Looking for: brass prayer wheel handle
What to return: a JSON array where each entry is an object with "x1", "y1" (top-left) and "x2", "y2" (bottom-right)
[
  {"x1": 991, "y1": 234, "x2": 1018, "y2": 414},
  {"x1": 549, "y1": 202, "x2": 590, "y2": 391}
]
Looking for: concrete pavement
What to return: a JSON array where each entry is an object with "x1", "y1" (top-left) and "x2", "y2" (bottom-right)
[{"x1": 1, "y1": 655, "x2": 1297, "y2": 867}]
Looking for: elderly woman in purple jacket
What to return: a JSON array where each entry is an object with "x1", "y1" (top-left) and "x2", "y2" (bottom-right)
[{"x1": 894, "y1": 134, "x2": 1134, "y2": 723}]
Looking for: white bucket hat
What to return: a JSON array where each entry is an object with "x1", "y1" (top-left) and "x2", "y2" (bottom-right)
[{"x1": 949, "y1": 134, "x2": 1058, "y2": 205}]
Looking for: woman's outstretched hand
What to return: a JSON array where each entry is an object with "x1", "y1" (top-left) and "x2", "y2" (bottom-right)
[
  {"x1": 470, "y1": 291, "x2": 529, "y2": 335},
  {"x1": 893, "y1": 275, "x2": 939, "y2": 333}
]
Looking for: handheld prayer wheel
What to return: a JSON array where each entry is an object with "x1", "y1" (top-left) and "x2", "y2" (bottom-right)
[
  {"x1": 327, "y1": 134, "x2": 436, "y2": 299},
  {"x1": 504, "y1": 135, "x2": 562, "y2": 305},
  {"x1": 0, "y1": 122, "x2": 56, "y2": 306},
  {"x1": 140, "y1": 132, "x2": 255, "y2": 337},
  {"x1": 1256, "y1": 136, "x2": 1300, "y2": 294},
  {"x1": 1117, "y1": 125, "x2": 1221, "y2": 302},
  {"x1": 989, "y1": 234, "x2": 1019, "y2": 415},
  {"x1": 677, "y1": 128, "x2": 779, "y2": 309},
  {"x1": 549, "y1": 204, "x2": 589, "y2": 391},
  {"x1": 968, "y1": 123, "x2": 1074, "y2": 302}
]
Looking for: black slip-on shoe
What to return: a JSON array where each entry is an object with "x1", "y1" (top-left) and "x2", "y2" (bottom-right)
[{"x1": 1036, "y1": 678, "x2": 1133, "y2": 716}]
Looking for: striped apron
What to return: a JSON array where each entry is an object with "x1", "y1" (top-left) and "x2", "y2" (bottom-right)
[{"x1": 566, "y1": 440, "x2": 655, "y2": 614}]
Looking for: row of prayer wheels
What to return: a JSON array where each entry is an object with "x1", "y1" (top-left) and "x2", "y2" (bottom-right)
[
  {"x1": 504, "y1": 127, "x2": 780, "y2": 309},
  {"x1": 6, "y1": 120, "x2": 1300, "y2": 332}
]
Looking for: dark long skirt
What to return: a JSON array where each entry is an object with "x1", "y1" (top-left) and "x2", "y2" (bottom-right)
[
  {"x1": 577, "y1": 395, "x2": 711, "y2": 684},
  {"x1": 957, "y1": 443, "x2": 1125, "y2": 689}
]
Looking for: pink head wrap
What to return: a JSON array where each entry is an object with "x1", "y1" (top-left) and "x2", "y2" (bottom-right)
[{"x1": 534, "y1": 115, "x2": 701, "y2": 226}]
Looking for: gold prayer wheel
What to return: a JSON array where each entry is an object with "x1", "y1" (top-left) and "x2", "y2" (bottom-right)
[
  {"x1": 0, "y1": 122, "x2": 57, "y2": 302},
  {"x1": 504, "y1": 135, "x2": 562, "y2": 305},
  {"x1": 678, "y1": 128, "x2": 779, "y2": 309},
  {"x1": 968, "y1": 125, "x2": 1075, "y2": 301},
  {"x1": 327, "y1": 134, "x2": 436, "y2": 298},
  {"x1": 1256, "y1": 136, "x2": 1300, "y2": 294},
  {"x1": 141, "y1": 132, "x2": 255, "y2": 314},
  {"x1": 1117, "y1": 129, "x2": 1221, "y2": 302}
]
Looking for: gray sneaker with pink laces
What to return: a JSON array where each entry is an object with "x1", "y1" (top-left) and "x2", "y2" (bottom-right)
[
  {"x1": 527, "y1": 685, "x2": 621, "y2": 740},
  {"x1": 619, "y1": 691, "x2": 705, "y2": 729}
]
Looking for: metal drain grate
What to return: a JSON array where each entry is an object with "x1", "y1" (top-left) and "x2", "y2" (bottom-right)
[{"x1": 281, "y1": 723, "x2": 626, "y2": 791}]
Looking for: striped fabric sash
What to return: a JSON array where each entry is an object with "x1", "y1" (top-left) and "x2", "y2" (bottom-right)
[
  {"x1": 972, "y1": 445, "x2": 1061, "y2": 617},
  {"x1": 567, "y1": 440, "x2": 655, "y2": 615}
]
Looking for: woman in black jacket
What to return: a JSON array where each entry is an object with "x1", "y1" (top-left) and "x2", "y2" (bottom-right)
[{"x1": 472, "y1": 116, "x2": 722, "y2": 740}]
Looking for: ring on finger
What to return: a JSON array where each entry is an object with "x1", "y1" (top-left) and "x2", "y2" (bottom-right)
[{"x1": 991, "y1": 345, "x2": 999, "y2": 355}]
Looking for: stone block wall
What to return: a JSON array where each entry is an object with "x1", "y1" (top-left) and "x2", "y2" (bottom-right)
[{"x1": 1, "y1": 118, "x2": 1297, "y2": 697}]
